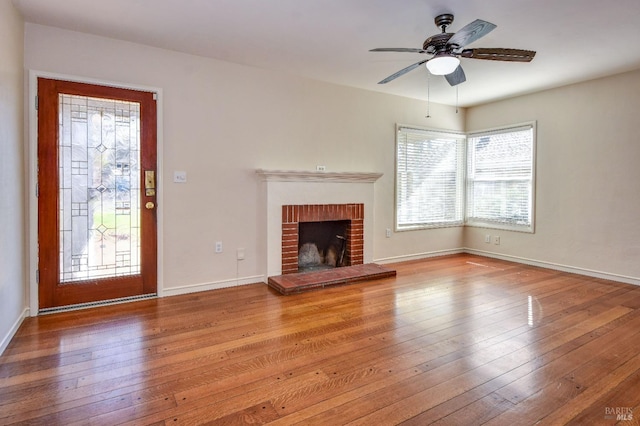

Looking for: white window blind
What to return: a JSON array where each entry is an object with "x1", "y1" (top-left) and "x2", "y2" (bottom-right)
[
  {"x1": 396, "y1": 126, "x2": 465, "y2": 230},
  {"x1": 466, "y1": 123, "x2": 535, "y2": 232}
]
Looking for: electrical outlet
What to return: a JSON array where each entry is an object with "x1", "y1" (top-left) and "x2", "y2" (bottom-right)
[
  {"x1": 173, "y1": 171, "x2": 187, "y2": 183},
  {"x1": 385, "y1": 228, "x2": 392, "y2": 238},
  {"x1": 494, "y1": 236, "x2": 500, "y2": 245},
  {"x1": 215, "y1": 241, "x2": 223, "y2": 253},
  {"x1": 485, "y1": 234, "x2": 491, "y2": 243},
  {"x1": 316, "y1": 165, "x2": 326, "y2": 171},
  {"x1": 237, "y1": 248, "x2": 245, "y2": 260}
]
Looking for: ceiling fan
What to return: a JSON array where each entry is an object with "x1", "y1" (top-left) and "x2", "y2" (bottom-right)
[{"x1": 370, "y1": 14, "x2": 536, "y2": 86}]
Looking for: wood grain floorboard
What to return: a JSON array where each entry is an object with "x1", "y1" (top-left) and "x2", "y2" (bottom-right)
[{"x1": 1, "y1": 253, "x2": 639, "y2": 425}]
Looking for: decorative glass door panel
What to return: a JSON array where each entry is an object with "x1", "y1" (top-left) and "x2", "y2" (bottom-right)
[
  {"x1": 59, "y1": 95, "x2": 141, "y2": 283},
  {"x1": 38, "y1": 78, "x2": 157, "y2": 309}
]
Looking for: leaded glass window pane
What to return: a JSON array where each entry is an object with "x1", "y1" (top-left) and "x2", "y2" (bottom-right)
[{"x1": 58, "y1": 94, "x2": 141, "y2": 282}]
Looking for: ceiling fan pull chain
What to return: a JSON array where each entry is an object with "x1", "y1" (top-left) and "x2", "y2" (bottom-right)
[
  {"x1": 426, "y1": 73, "x2": 431, "y2": 118},
  {"x1": 456, "y1": 86, "x2": 459, "y2": 114}
]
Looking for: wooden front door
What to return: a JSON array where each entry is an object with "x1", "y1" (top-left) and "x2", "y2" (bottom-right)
[{"x1": 37, "y1": 78, "x2": 158, "y2": 310}]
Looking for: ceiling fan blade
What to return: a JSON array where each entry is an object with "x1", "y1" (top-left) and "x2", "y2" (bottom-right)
[
  {"x1": 377, "y1": 59, "x2": 428, "y2": 84},
  {"x1": 460, "y1": 48, "x2": 536, "y2": 62},
  {"x1": 445, "y1": 65, "x2": 466, "y2": 86},
  {"x1": 447, "y1": 19, "x2": 496, "y2": 49},
  {"x1": 370, "y1": 48, "x2": 426, "y2": 53}
]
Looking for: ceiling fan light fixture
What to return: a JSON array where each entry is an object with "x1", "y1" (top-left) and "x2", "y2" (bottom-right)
[{"x1": 426, "y1": 54, "x2": 460, "y2": 75}]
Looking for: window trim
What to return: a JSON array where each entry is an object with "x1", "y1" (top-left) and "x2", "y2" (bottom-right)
[
  {"x1": 465, "y1": 122, "x2": 536, "y2": 233},
  {"x1": 394, "y1": 121, "x2": 536, "y2": 233},
  {"x1": 395, "y1": 124, "x2": 466, "y2": 231}
]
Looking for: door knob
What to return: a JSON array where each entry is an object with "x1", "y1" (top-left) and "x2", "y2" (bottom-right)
[{"x1": 145, "y1": 201, "x2": 155, "y2": 209}]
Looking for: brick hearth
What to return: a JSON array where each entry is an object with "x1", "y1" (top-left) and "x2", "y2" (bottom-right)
[
  {"x1": 268, "y1": 263, "x2": 397, "y2": 295},
  {"x1": 281, "y1": 203, "x2": 364, "y2": 274}
]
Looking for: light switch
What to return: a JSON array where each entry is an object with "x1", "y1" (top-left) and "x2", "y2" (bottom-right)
[{"x1": 174, "y1": 171, "x2": 187, "y2": 183}]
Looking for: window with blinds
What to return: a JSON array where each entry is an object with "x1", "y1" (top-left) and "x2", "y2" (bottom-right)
[
  {"x1": 396, "y1": 126, "x2": 465, "y2": 230},
  {"x1": 466, "y1": 123, "x2": 535, "y2": 232}
]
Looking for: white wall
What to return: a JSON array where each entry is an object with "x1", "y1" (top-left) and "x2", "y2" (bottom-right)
[
  {"x1": 0, "y1": 0, "x2": 26, "y2": 354},
  {"x1": 465, "y1": 70, "x2": 640, "y2": 282},
  {"x1": 24, "y1": 24, "x2": 465, "y2": 297}
]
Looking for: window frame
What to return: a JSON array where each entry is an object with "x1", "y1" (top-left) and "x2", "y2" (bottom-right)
[
  {"x1": 395, "y1": 125, "x2": 466, "y2": 231},
  {"x1": 394, "y1": 122, "x2": 537, "y2": 233},
  {"x1": 465, "y1": 122, "x2": 536, "y2": 233}
]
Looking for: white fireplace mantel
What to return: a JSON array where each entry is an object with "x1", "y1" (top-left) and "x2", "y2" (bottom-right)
[{"x1": 256, "y1": 169, "x2": 383, "y2": 183}]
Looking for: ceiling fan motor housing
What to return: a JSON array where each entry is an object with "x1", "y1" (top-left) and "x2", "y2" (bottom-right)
[{"x1": 423, "y1": 33, "x2": 453, "y2": 52}]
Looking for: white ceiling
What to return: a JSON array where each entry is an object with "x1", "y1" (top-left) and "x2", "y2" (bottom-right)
[{"x1": 12, "y1": 0, "x2": 640, "y2": 107}]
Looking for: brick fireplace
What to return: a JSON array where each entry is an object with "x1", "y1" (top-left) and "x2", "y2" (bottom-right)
[
  {"x1": 281, "y1": 203, "x2": 364, "y2": 274},
  {"x1": 256, "y1": 169, "x2": 382, "y2": 277}
]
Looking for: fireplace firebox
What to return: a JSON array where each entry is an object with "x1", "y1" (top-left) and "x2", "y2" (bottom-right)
[
  {"x1": 298, "y1": 220, "x2": 349, "y2": 272},
  {"x1": 281, "y1": 204, "x2": 364, "y2": 274}
]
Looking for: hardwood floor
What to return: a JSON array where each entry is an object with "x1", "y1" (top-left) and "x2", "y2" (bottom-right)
[{"x1": 2, "y1": 254, "x2": 640, "y2": 425}]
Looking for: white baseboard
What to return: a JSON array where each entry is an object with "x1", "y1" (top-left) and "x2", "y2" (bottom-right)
[
  {"x1": 464, "y1": 248, "x2": 640, "y2": 286},
  {"x1": 161, "y1": 274, "x2": 266, "y2": 297},
  {"x1": 374, "y1": 248, "x2": 465, "y2": 265},
  {"x1": 0, "y1": 307, "x2": 28, "y2": 356}
]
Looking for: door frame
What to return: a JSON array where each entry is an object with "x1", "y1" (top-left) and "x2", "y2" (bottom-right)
[{"x1": 27, "y1": 70, "x2": 164, "y2": 315}]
